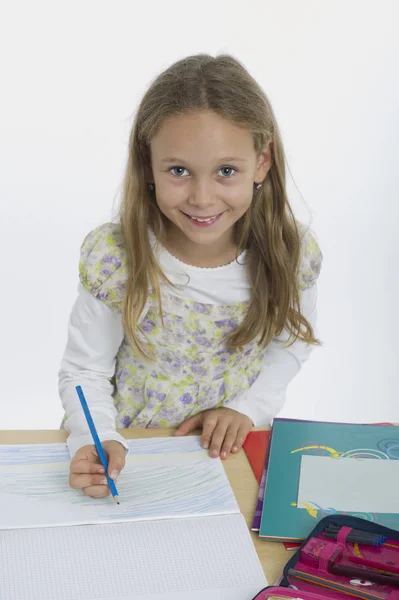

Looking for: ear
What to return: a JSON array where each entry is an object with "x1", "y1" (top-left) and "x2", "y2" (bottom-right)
[{"x1": 255, "y1": 141, "x2": 272, "y2": 182}]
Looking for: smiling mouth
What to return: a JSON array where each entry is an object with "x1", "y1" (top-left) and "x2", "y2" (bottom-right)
[{"x1": 182, "y1": 212, "x2": 224, "y2": 224}]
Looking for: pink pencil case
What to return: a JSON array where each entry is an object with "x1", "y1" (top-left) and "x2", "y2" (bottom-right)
[
  {"x1": 252, "y1": 515, "x2": 399, "y2": 600},
  {"x1": 253, "y1": 586, "x2": 333, "y2": 600}
]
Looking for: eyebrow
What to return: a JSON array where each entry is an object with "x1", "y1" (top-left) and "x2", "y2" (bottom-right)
[{"x1": 161, "y1": 156, "x2": 248, "y2": 164}]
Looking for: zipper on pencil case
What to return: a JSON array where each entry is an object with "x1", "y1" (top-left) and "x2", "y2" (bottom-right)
[
  {"x1": 251, "y1": 585, "x2": 346, "y2": 600},
  {"x1": 287, "y1": 570, "x2": 386, "y2": 600}
]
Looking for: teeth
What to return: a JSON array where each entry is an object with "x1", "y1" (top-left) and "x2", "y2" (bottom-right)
[{"x1": 190, "y1": 216, "x2": 217, "y2": 222}]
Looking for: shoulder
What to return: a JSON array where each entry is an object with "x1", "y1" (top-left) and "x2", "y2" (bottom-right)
[
  {"x1": 296, "y1": 223, "x2": 323, "y2": 290},
  {"x1": 79, "y1": 222, "x2": 128, "y2": 310}
]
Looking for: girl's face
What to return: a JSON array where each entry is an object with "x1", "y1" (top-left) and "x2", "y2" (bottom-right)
[{"x1": 150, "y1": 110, "x2": 271, "y2": 259}]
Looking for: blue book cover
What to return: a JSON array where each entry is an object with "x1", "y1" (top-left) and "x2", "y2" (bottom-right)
[{"x1": 259, "y1": 418, "x2": 399, "y2": 541}]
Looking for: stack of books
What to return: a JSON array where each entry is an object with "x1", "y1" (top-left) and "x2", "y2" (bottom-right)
[{"x1": 244, "y1": 418, "x2": 399, "y2": 549}]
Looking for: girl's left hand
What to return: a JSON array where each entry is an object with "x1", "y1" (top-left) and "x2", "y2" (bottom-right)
[{"x1": 174, "y1": 407, "x2": 253, "y2": 460}]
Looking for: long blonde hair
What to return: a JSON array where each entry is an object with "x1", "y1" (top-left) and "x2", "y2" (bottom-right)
[{"x1": 120, "y1": 54, "x2": 319, "y2": 358}]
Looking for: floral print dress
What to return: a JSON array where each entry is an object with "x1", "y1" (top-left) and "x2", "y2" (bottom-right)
[{"x1": 77, "y1": 223, "x2": 322, "y2": 429}]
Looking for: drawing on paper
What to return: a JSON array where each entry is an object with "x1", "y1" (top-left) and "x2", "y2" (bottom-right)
[{"x1": 0, "y1": 436, "x2": 239, "y2": 530}]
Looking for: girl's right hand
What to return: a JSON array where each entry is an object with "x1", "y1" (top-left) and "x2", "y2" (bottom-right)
[{"x1": 69, "y1": 440, "x2": 126, "y2": 498}]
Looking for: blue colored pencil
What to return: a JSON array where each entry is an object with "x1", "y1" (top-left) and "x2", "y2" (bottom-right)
[{"x1": 75, "y1": 385, "x2": 120, "y2": 504}]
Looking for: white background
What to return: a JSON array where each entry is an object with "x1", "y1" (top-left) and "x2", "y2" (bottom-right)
[{"x1": 1, "y1": 0, "x2": 398, "y2": 430}]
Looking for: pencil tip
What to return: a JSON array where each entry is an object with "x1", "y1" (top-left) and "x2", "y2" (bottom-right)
[{"x1": 113, "y1": 495, "x2": 120, "y2": 505}]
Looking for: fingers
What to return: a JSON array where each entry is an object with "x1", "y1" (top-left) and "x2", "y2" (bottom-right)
[
  {"x1": 208, "y1": 421, "x2": 231, "y2": 458},
  {"x1": 69, "y1": 462, "x2": 110, "y2": 499},
  {"x1": 72, "y1": 444, "x2": 101, "y2": 464},
  {"x1": 69, "y1": 441, "x2": 126, "y2": 499},
  {"x1": 174, "y1": 413, "x2": 203, "y2": 437},
  {"x1": 70, "y1": 459, "x2": 105, "y2": 476},
  {"x1": 83, "y1": 485, "x2": 110, "y2": 499},
  {"x1": 204, "y1": 410, "x2": 253, "y2": 460},
  {"x1": 107, "y1": 454, "x2": 125, "y2": 481},
  {"x1": 102, "y1": 441, "x2": 127, "y2": 481},
  {"x1": 201, "y1": 415, "x2": 219, "y2": 452},
  {"x1": 69, "y1": 456, "x2": 108, "y2": 492},
  {"x1": 220, "y1": 426, "x2": 239, "y2": 459},
  {"x1": 231, "y1": 426, "x2": 250, "y2": 454},
  {"x1": 69, "y1": 472, "x2": 108, "y2": 490}
]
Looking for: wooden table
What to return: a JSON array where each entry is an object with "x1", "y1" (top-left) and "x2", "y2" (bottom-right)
[{"x1": 0, "y1": 427, "x2": 289, "y2": 584}]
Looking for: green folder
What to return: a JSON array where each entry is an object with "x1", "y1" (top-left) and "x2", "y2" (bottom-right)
[{"x1": 259, "y1": 418, "x2": 399, "y2": 541}]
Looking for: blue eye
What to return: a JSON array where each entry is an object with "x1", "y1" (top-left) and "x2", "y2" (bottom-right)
[
  {"x1": 170, "y1": 167, "x2": 188, "y2": 177},
  {"x1": 218, "y1": 167, "x2": 236, "y2": 177},
  {"x1": 169, "y1": 166, "x2": 236, "y2": 177}
]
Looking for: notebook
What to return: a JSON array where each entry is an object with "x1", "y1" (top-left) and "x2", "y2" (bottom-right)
[
  {"x1": 245, "y1": 430, "x2": 300, "y2": 551},
  {"x1": 0, "y1": 436, "x2": 267, "y2": 599},
  {"x1": 259, "y1": 418, "x2": 399, "y2": 542},
  {"x1": 243, "y1": 429, "x2": 270, "y2": 484}
]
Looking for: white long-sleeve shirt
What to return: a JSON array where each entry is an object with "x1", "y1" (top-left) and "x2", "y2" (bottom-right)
[{"x1": 59, "y1": 235, "x2": 319, "y2": 458}]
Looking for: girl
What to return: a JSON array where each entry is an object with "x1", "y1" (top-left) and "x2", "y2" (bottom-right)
[{"x1": 59, "y1": 54, "x2": 322, "y2": 499}]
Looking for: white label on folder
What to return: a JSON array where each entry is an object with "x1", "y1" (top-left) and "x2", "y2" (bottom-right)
[{"x1": 297, "y1": 454, "x2": 399, "y2": 514}]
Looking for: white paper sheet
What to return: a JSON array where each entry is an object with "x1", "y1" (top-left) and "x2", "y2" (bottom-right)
[
  {"x1": 298, "y1": 454, "x2": 399, "y2": 513},
  {"x1": 0, "y1": 436, "x2": 239, "y2": 529},
  {"x1": 0, "y1": 513, "x2": 267, "y2": 600}
]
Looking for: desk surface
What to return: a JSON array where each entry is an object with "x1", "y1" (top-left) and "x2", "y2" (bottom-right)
[{"x1": 0, "y1": 427, "x2": 288, "y2": 584}]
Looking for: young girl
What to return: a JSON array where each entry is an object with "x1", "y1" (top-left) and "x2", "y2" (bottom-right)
[{"x1": 59, "y1": 54, "x2": 322, "y2": 499}]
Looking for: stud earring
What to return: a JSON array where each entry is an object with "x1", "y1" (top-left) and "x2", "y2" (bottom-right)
[
  {"x1": 254, "y1": 182, "x2": 262, "y2": 190},
  {"x1": 147, "y1": 183, "x2": 155, "y2": 192}
]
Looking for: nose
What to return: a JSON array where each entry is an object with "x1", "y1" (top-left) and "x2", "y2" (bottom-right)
[{"x1": 187, "y1": 179, "x2": 216, "y2": 208}]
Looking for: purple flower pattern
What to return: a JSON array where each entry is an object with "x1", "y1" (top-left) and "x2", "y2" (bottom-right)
[{"x1": 77, "y1": 222, "x2": 322, "y2": 429}]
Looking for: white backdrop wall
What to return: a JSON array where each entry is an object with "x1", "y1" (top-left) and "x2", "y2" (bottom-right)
[{"x1": 1, "y1": 0, "x2": 398, "y2": 430}]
